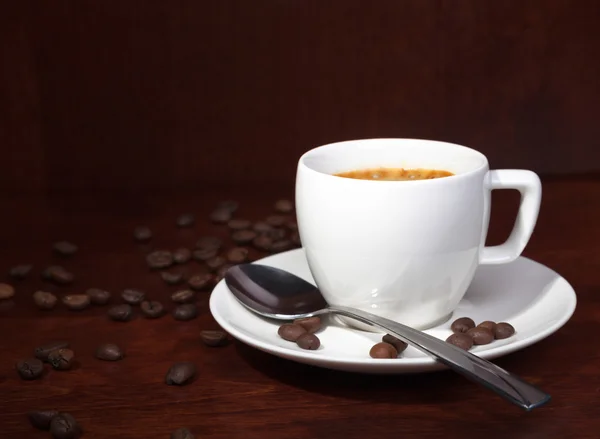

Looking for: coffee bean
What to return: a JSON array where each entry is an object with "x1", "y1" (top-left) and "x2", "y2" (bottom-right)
[
  {"x1": 0, "y1": 283, "x2": 15, "y2": 300},
  {"x1": 210, "y1": 208, "x2": 231, "y2": 224},
  {"x1": 62, "y1": 294, "x2": 91, "y2": 311},
  {"x1": 277, "y1": 323, "x2": 307, "y2": 341},
  {"x1": 173, "y1": 303, "x2": 198, "y2": 321},
  {"x1": 200, "y1": 330, "x2": 228, "y2": 347},
  {"x1": 253, "y1": 235, "x2": 273, "y2": 251},
  {"x1": 494, "y1": 322, "x2": 515, "y2": 339},
  {"x1": 192, "y1": 247, "x2": 218, "y2": 261},
  {"x1": 188, "y1": 273, "x2": 213, "y2": 291},
  {"x1": 266, "y1": 215, "x2": 286, "y2": 227},
  {"x1": 217, "y1": 200, "x2": 239, "y2": 213},
  {"x1": 16, "y1": 358, "x2": 44, "y2": 380},
  {"x1": 121, "y1": 289, "x2": 145, "y2": 305},
  {"x1": 108, "y1": 304, "x2": 133, "y2": 321},
  {"x1": 296, "y1": 333, "x2": 320, "y2": 350},
  {"x1": 176, "y1": 213, "x2": 195, "y2": 228},
  {"x1": 214, "y1": 264, "x2": 232, "y2": 283},
  {"x1": 28, "y1": 410, "x2": 59, "y2": 430},
  {"x1": 290, "y1": 232, "x2": 301, "y2": 246},
  {"x1": 446, "y1": 333, "x2": 474, "y2": 350},
  {"x1": 173, "y1": 247, "x2": 192, "y2": 264},
  {"x1": 171, "y1": 289, "x2": 195, "y2": 304},
  {"x1": 35, "y1": 341, "x2": 70, "y2": 362},
  {"x1": 133, "y1": 226, "x2": 152, "y2": 242},
  {"x1": 270, "y1": 239, "x2": 292, "y2": 253},
  {"x1": 227, "y1": 247, "x2": 248, "y2": 263},
  {"x1": 450, "y1": 317, "x2": 475, "y2": 334},
  {"x1": 206, "y1": 256, "x2": 226, "y2": 272},
  {"x1": 161, "y1": 271, "x2": 185, "y2": 285},
  {"x1": 9, "y1": 264, "x2": 32, "y2": 280},
  {"x1": 231, "y1": 229, "x2": 257, "y2": 245},
  {"x1": 95, "y1": 343, "x2": 124, "y2": 361},
  {"x1": 140, "y1": 300, "x2": 164, "y2": 319},
  {"x1": 253, "y1": 221, "x2": 273, "y2": 233},
  {"x1": 47, "y1": 348, "x2": 75, "y2": 371},
  {"x1": 264, "y1": 227, "x2": 287, "y2": 241},
  {"x1": 85, "y1": 288, "x2": 111, "y2": 305},
  {"x1": 50, "y1": 413, "x2": 81, "y2": 439},
  {"x1": 165, "y1": 362, "x2": 196, "y2": 385},
  {"x1": 477, "y1": 321, "x2": 497, "y2": 333},
  {"x1": 274, "y1": 199, "x2": 294, "y2": 213},
  {"x1": 466, "y1": 327, "x2": 494, "y2": 345},
  {"x1": 146, "y1": 250, "x2": 173, "y2": 270},
  {"x1": 369, "y1": 342, "x2": 398, "y2": 359},
  {"x1": 195, "y1": 236, "x2": 222, "y2": 251},
  {"x1": 228, "y1": 218, "x2": 251, "y2": 230},
  {"x1": 171, "y1": 427, "x2": 195, "y2": 439},
  {"x1": 42, "y1": 266, "x2": 74, "y2": 285},
  {"x1": 53, "y1": 241, "x2": 78, "y2": 257},
  {"x1": 293, "y1": 316, "x2": 321, "y2": 334},
  {"x1": 382, "y1": 334, "x2": 408, "y2": 354},
  {"x1": 286, "y1": 221, "x2": 298, "y2": 231}
]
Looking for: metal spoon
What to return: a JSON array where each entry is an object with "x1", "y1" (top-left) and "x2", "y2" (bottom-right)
[{"x1": 224, "y1": 263, "x2": 550, "y2": 411}]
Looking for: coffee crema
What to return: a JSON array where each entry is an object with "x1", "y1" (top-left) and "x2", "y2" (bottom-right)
[{"x1": 334, "y1": 167, "x2": 454, "y2": 181}]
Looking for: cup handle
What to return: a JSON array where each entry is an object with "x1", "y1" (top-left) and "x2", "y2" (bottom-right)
[{"x1": 480, "y1": 170, "x2": 542, "y2": 265}]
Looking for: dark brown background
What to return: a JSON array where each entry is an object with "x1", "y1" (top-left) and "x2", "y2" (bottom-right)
[{"x1": 2, "y1": 0, "x2": 600, "y2": 196}]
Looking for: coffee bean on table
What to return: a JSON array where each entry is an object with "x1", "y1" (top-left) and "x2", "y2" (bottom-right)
[
  {"x1": 200, "y1": 330, "x2": 228, "y2": 347},
  {"x1": 274, "y1": 199, "x2": 294, "y2": 213},
  {"x1": 121, "y1": 289, "x2": 145, "y2": 305},
  {"x1": 172, "y1": 304, "x2": 198, "y2": 321},
  {"x1": 210, "y1": 208, "x2": 231, "y2": 224},
  {"x1": 382, "y1": 334, "x2": 408, "y2": 354},
  {"x1": 293, "y1": 316, "x2": 321, "y2": 334},
  {"x1": 466, "y1": 327, "x2": 494, "y2": 345},
  {"x1": 266, "y1": 215, "x2": 286, "y2": 227},
  {"x1": 270, "y1": 239, "x2": 293, "y2": 253},
  {"x1": 446, "y1": 333, "x2": 474, "y2": 350},
  {"x1": 188, "y1": 273, "x2": 213, "y2": 291},
  {"x1": 252, "y1": 235, "x2": 272, "y2": 251},
  {"x1": 173, "y1": 247, "x2": 192, "y2": 264},
  {"x1": 95, "y1": 343, "x2": 124, "y2": 361},
  {"x1": 369, "y1": 342, "x2": 398, "y2": 359},
  {"x1": 35, "y1": 341, "x2": 70, "y2": 362},
  {"x1": 140, "y1": 300, "x2": 165, "y2": 319},
  {"x1": 171, "y1": 289, "x2": 195, "y2": 304},
  {"x1": 278, "y1": 323, "x2": 307, "y2": 341},
  {"x1": 494, "y1": 322, "x2": 515, "y2": 339},
  {"x1": 196, "y1": 236, "x2": 222, "y2": 251},
  {"x1": 9, "y1": 264, "x2": 32, "y2": 280},
  {"x1": 0, "y1": 283, "x2": 15, "y2": 300},
  {"x1": 48, "y1": 348, "x2": 75, "y2": 371},
  {"x1": 477, "y1": 321, "x2": 497, "y2": 333},
  {"x1": 165, "y1": 362, "x2": 196, "y2": 385},
  {"x1": 62, "y1": 295, "x2": 91, "y2": 311},
  {"x1": 206, "y1": 256, "x2": 226, "y2": 272},
  {"x1": 146, "y1": 250, "x2": 173, "y2": 269},
  {"x1": 231, "y1": 229, "x2": 257, "y2": 245},
  {"x1": 133, "y1": 226, "x2": 152, "y2": 242},
  {"x1": 171, "y1": 427, "x2": 195, "y2": 439},
  {"x1": 450, "y1": 317, "x2": 475, "y2": 334},
  {"x1": 28, "y1": 410, "x2": 59, "y2": 430},
  {"x1": 176, "y1": 213, "x2": 195, "y2": 228},
  {"x1": 161, "y1": 271, "x2": 185, "y2": 285},
  {"x1": 50, "y1": 413, "x2": 81, "y2": 439},
  {"x1": 192, "y1": 247, "x2": 218, "y2": 262},
  {"x1": 253, "y1": 221, "x2": 273, "y2": 233},
  {"x1": 44, "y1": 266, "x2": 74, "y2": 285},
  {"x1": 296, "y1": 333, "x2": 320, "y2": 350},
  {"x1": 228, "y1": 218, "x2": 251, "y2": 230},
  {"x1": 108, "y1": 304, "x2": 133, "y2": 322},
  {"x1": 217, "y1": 200, "x2": 238, "y2": 213},
  {"x1": 16, "y1": 358, "x2": 44, "y2": 380},
  {"x1": 53, "y1": 241, "x2": 78, "y2": 257},
  {"x1": 227, "y1": 247, "x2": 248, "y2": 264},
  {"x1": 264, "y1": 227, "x2": 287, "y2": 241},
  {"x1": 85, "y1": 288, "x2": 111, "y2": 305}
]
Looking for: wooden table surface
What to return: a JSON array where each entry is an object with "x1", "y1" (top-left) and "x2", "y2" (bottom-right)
[{"x1": 1, "y1": 177, "x2": 599, "y2": 439}]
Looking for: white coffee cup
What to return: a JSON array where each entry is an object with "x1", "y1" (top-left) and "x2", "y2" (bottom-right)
[{"x1": 295, "y1": 138, "x2": 542, "y2": 331}]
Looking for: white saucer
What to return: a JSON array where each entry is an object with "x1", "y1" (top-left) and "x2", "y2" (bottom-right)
[{"x1": 209, "y1": 249, "x2": 577, "y2": 374}]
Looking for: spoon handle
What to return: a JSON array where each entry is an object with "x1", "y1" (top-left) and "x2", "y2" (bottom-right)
[{"x1": 328, "y1": 305, "x2": 550, "y2": 411}]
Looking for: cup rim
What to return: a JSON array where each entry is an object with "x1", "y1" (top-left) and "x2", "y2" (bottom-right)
[{"x1": 298, "y1": 137, "x2": 489, "y2": 184}]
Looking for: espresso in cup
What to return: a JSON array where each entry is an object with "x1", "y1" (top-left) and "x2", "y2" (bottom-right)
[{"x1": 295, "y1": 138, "x2": 542, "y2": 331}]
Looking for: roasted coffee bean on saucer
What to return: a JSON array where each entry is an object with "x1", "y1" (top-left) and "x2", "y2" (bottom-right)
[
  {"x1": 16, "y1": 358, "x2": 44, "y2": 380},
  {"x1": 369, "y1": 342, "x2": 397, "y2": 359},
  {"x1": 165, "y1": 362, "x2": 196, "y2": 386},
  {"x1": 172, "y1": 304, "x2": 198, "y2": 321},
  {"x1": 188, "y1": 273, "x2": 213, "y2": 291},
  {"x1": 28, "y1": 410, "x2": 59, "y2": 430},
  {"x1": 450, "y1": 317, "x2": 475, "y2": 334},
  {"x1": 62, "y1": 295, "x2": 91, "y2": 311},
  {"x1": 477, "y1": 321, "x2": 497, "y2": 333},
  {"x1": 466, "y1": 327, "x2": 494, "y2": 345},
  {"x1": 146, "y1": 250, "x2": 173, "y2": 270},
  {"x1": 278, "y1": 323, "x2": 306, "y2": 342},
  {"x1": 173, "y1": 247, "x2": 192, "y2": 264},
  {"x1": 446, "y1": 333, "x2": 474, "y2": 351},
  {"x1": 9, "y1": 264, "x2": 32, "y2": 280},
  {"x1": 53, "y1": 241, "x2": 78, "y2": 257},
  {"x1": 133, "y1": 226, "x2": 152, "y2": 242},
  {"x1": 50, "y1": 412, "x2": 81, "y2": 439},
  {"x1": 171, "y1": 427, "x2": 195, "y2": 439},
  {"x1": 35, "y1": 341, "x2": 70, "y2": 362},
  {"x1": 176, "y1": 213, "x2": 195, "y2": 228},
  {"x1": 95, "y1": 343, "x2": 124, "y2": 361},
  {"x1": 47, "y1": 348, "x2": 75, "y2": 371},
  {"x1": 85, "y1": 288, "x2": 111, "y2": 305},
  {"x1": 382, "y1": 334, "x2": 408, "y2": 354},
  {"x1": 293, "y1": 316, "x2": 321, "y2": 334},
  {"x1": 121, "y1": 289, "x2": 145, "y2": 305},
  {"x1": 161, "y1": 271, "x2": 185, "y2": 285},
  {"x1": 296, "y1": 333, "x2": 320, "y2": 350},
  {"x1": 494, "y1": 322, "x2": 515, "y2": 339},
  {"x1": 200, "y1": 330, "x2": 228, "y2": 347},
  {"x1": 108, "y1": 304, "x2": 133, "y2": 322},
  {"x1": 140, "y1": 300, "x2": 165, "y2": 319},
  {"x1": 0, "y1": 283, "x2": 15, "y2": 300}
]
